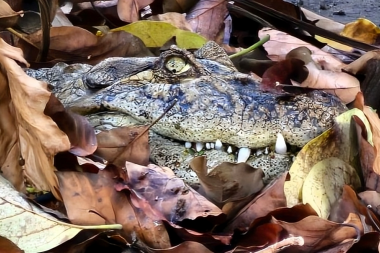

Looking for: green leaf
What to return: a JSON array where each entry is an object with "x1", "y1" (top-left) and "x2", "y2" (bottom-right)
[{"x1": 111, "y1": 21, "x2": 207, "y2": 49}]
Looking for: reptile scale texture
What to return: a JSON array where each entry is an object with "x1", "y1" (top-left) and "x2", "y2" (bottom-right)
[{"x1": 25, "y1": 41, "x2": 347, "y2": 184}]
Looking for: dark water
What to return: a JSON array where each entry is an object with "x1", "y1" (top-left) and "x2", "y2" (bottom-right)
[{"x1": 289, "y1": 0, "x2": 380, "y2": 25}]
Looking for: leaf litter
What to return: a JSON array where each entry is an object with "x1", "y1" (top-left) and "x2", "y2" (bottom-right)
[{"x1": 2, "y1": 0, "x2": 380, "y2": 252}]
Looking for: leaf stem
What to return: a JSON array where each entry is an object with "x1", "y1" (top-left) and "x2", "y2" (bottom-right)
[{"x1": 229, "y1": 34, "x2": 270, "y2": 59}]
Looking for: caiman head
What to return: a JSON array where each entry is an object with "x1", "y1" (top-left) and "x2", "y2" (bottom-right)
[{"x1": 46, "y1": 41, "x2": 347, "y2": 149}]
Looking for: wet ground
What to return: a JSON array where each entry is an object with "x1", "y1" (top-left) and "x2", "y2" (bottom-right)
[{"x1": 290, "y1": 0, "x2": 380, "y2": 25}]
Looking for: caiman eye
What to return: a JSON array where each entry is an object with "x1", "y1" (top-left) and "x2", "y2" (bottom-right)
[{"x1": 165, "y1": 57, "x2": 190, "y2": 74}]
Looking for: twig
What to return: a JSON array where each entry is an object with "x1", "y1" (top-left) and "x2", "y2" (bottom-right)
[
  {"x1": 229, "y1": 34, "x2": 270, "y2": 59},
  {"x1": 255, "y1": 236, "x2": 304, "y2": 253},
  {"x1": 111, "y1": 99, "x2": 178, "y2": 163}
]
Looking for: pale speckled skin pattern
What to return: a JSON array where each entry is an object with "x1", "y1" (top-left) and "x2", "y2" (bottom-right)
[{"x1": 26, "y1": 42, "x2": 347, "y2": 148}]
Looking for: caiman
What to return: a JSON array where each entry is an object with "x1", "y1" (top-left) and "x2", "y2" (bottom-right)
[{"x1": 26, "y1": 41, "x2": 347, "y2": 183}]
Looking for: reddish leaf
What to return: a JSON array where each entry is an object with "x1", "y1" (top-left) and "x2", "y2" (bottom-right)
[
  {"x1": 44, "y1": 94, "x2": 97, "y2": 156},
  {"x1": 358, "y1": 190, "x2": 380, "y2": 218},
  {"x1": 223, "y1": 173, "x2": 288, "y2": 232},
  {"x1": 273, "y1": 213, "x2": 362, "y2": 252},
  {"x1": 57, "y1": 167, "x2": 171, "y2": 248},
  {"x1": 186, "y1": 0, "x2": 228, "y2": 41},
  {"x1": 190, "y1": 156, "x2": 264, "y2": 205},
  {"x1": 117, "y1": 0, "x2": 154, "y2": 23},
  {"x1": 0, "y1": 236, "x2": 23, "y2": 253},
  {"x1": 115, "y1": 162, "x2": 224, "y2": 225},
  {"x1": 329, "y1": 185, "x2": 380, "y2": 231},
  {"x1": 95, "y1": 125, "x2": 150, "y2": 167}
]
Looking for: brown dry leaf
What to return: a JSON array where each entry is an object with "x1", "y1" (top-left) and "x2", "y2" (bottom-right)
[
  {"x1": 95, "y1": 125, "x2": 150, "y2": 167},
  {"x1": 341, "y1": 18, "x2": 380, "y2": 45},
  {"x1": 352, "y1": 114, "x2": 380, "y2": 192},
  {"x1": 0, "y1": 236, "x2": 23, "y2": 253},
  {"x1": 152, "y1": 241, "x2": 213, "y2": 253},
  {"x1": 21, "y1": 26, "x2": 151, "y2": 65},
  {"x1": 234, "y1": 204, "x2": 317, "y2": 250},
  {"x1": 0, "y1": 0, "x2": 23, "y2": 29},
  {"x1": 44, "y1": 94, "x2": 97, "y2": 156},
  {"x1": 0, "y1": 38, "x2": 69, "y2": 197},
  {"x1": 258, "y1": 28, "x2": 345, "y2": 72},
  {"x1": 330, "y1": 185, "x2": 380, "y2": 232},
  {"x1": 343, "y1": 50, "x2": 380, "y2": 75},
  {"x1": 189, "y1": 156, "x2": 264, "y2": 205},
  {"x1": 116, "y1": 162, "x2": 224, "y2": 223},
  {"x1": 186, "y1": 0, "x2": 227, "y2": 41},
  {"x1": 117, "y1": 0, "x2": 154, "y2": 23},
  {"x1": 273, "y1": 213, "x2": 362, "y2": 252},
  {"x1": 346, "y1": 232, "x2": 380, "y2": 253},
  {"x1": 162, "y1": 0, "x2": 199, "y2": 13},
  {"x1": 223, "y1": 173, "x2": 288, "y2": 232},
  {"x1": 362, "y1": 106, "x2": 380, "y2": 176},
  {"x1": 358, "y1": 191, "x2": 380, "y2": 218},
  {"x1": 149, "y1": 12, "x2": 193, "y2": 31},
  {"x1": 0, "y1": 175, "x2": 121, "y2": 252},
  {"x1": 57, "y1": 167, "x2": 171, "y2": 248}
]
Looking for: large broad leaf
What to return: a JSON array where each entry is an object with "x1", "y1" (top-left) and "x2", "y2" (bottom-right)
[
  {"x1": 111, "y1": 21, "x2": 207, "y2": 49},
  {"x1": 0, "y1": 175, "x2": 121, "y2": 252},
  {"x1": 0, "y1": 39, "x2": 70, "y2": 197},
  {"x1": 284, "y1": 108, "x2": 371, "y2": 206}
]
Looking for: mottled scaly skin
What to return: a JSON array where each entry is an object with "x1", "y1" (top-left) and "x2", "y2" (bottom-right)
[{"x1": 26, "y1": 42, "x2": 347, "y2": 148}]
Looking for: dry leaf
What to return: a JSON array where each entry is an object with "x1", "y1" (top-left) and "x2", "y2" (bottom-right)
[
  {"x1": 258, "y1": 28, "x2": 345, "y2": 72},
  {"x1": 149, "y1": 12, "x2": 193, "y2": 31},
  {"x1": 57, "y1": 167, "x2": 171, "y2": 248},
  {"x1": 0, "y1": 175, "x2": 121, "y2": 252},
  {"x1": 0, "y1": 236, "x2": 23, "y2": 253},
  {"x1": 341, "y1": 18, "x2": 380, "y2": 45},
  {"x1": 302, "y1": 158, "x2": 361, "y2": 219},
  {"x1": 21, "y1": 26, "x2": 151, "y2": 65},
  {"x1": 343, "y1": 50, "x2": 380, "y2": 75},
  {"x1": 95, "y1": 125, "x2": 150, "y2": 167},
  {"x1": 0, "y1": 0, "x2": 23, "y2": 29},
  {"x1": 186, "y1": 0, "x2": 227, "y2": 41},
  {"x1": 117, "y1": 0, "x2": 154, "y2": 23},
  {"x1": 285, "y1": 108, "x2": 370, "y2": 206},
  {"x1": 189, "y1": 156, "x2": 264, "y2": 205},
  {"x1": 0, "y1": 38, "x2": 70, "y2": 197}
]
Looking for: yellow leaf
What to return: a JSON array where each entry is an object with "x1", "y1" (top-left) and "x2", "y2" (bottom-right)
[
  {"x1": 284, "y1": 108, "x2": 370, "y2": 206},
  {"x1": 111, "y1": 21, "x2": 207, "y2": 49},
  {"x1": 302, "y1": 157, "x2": 361, "y2": 219},
  {"x1": 341, "y1": 18, "x2": 380, "y2": 45}
]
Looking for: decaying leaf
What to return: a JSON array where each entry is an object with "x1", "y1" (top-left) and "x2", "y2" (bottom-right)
[
  {"x1": 258, "y1": 28, "x2": 345, "y2": 72},
  {"x1": 117, "y1": 162, "x2": 224, "y2": 223},
  {"x1": 302, "y1": 157, "x2": 361, "y2": 219},
  {"x1": 358, "y1": 190, "x2": 380, "y2": 218},
  {"x1": 21, "y1": 26, "x2": 151, "y2": 65},
  {"x1": 117, "y1": 0, "x2": 154, "y2": 23},
  {"x1": 343, "y1": 50, "x2": 380, "y2": 75},
  {"x1": 111, "y1": 20, "x2": 207, "y2": 49},
  {"x1": 186, "y1": 0, "x2": 227, "y2": 42},
  {"x1": 95, "y1": 125, "x2": 150, "y2": 167},
  {"x1": 0, "y1": 175, "x2": 121, "y2": 252},
  {"x1": 273, "y1": 213, "x2": 362, "y2": 252},
  {"x1": 57, "y1": 167, "x2": 171, "y2": 248},
  {"x1": 341, "y1": 18, "x2": 380, "y2": 45},
  {"x1": 0, "y1": 0, "x2": 23, "y2": 29},
  {"x1": 222, "y1": 173, "x2": 288, "y2": 232},
  {"x1": 285, "y1": 108, "x2": 370, "y2": 206},
  {"x1": 149, "y1": 12, "x2": 193, "y2": 31},
  {"x1": 44, "y1": 94, "x2": 97, "y2": 157},
  {"x1": 0, "y1": 235, "x2": 23, "y2": 253},
  {"x1": 189, "y1": 156, "x2": 264, "y2": 205},
  {"x1": 0, "y1": 39, "x2": 70, "y2": 197}
]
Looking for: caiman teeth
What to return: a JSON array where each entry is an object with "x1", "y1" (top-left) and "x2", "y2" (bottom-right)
[
  {"x1": 275, "y1": 133, "x2": 287, "y2": 154},
  {"x1": 195, "y1": 142, "x2": 204, "y2": 152},
  {"x1": 215, "y1": 139, "x2": 222, "y2": 150},
  {"x1": 210, "y1": 143, "x2": 215, "y2": 149},
  {"x1": 227, "y1": 146, "x2": 233, "y2": 154},
  {"x1": 185, "y1": 142, "x2": 192, "y2": 149},
  {"x1": 205, "y1": 143, "x2": 211, "y2": 149},
  {"x1": 237, "y1": 147, "x2": 251, "y2": 163}
]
